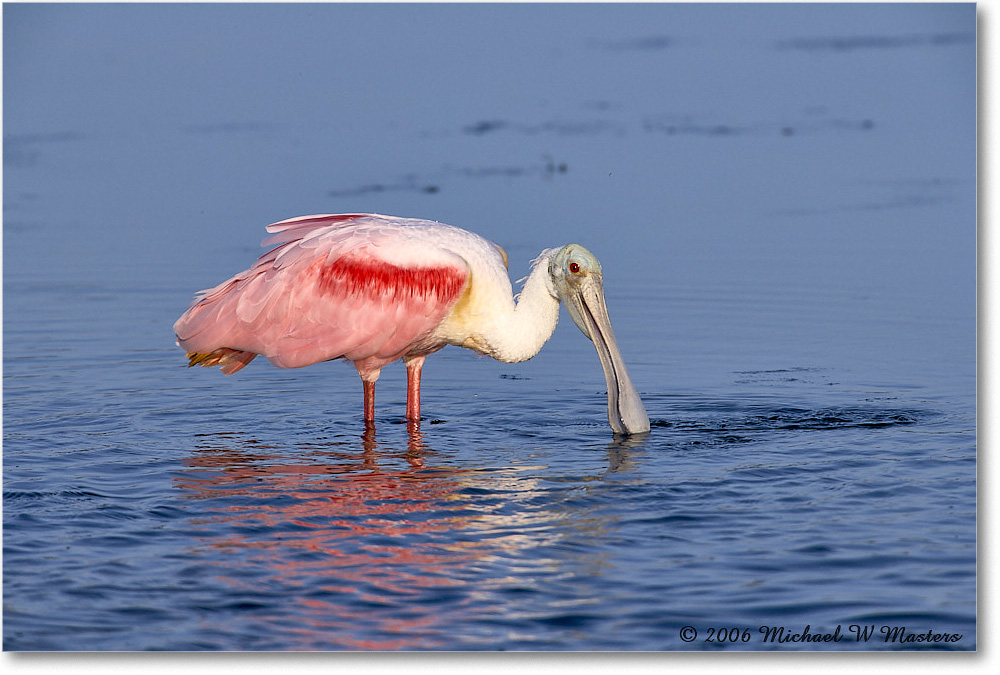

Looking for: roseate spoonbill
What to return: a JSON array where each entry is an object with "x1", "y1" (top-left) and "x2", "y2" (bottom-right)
[{"x1": 174, "y1": 214, "x2": 650, "y2": 435}]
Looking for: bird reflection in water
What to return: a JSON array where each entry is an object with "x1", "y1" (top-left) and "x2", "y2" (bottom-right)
[
  {"x1": 175, "y1": 424, "x2": 487, "y2": 649},
  {"x1": 174, "y1": 425, "x2": 641, "y2": 649}
]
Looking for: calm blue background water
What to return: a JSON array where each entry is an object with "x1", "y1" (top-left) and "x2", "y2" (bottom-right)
[{"x1": 4, "y1": 3, "x2": 976, "y2": 651}]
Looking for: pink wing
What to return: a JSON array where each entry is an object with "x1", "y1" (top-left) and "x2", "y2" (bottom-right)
[{"x1": 174, "y1": 214, "x2": 470, "y2": 375}]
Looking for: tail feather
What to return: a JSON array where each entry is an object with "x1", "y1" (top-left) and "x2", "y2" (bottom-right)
[{"x1": 186, "y1": 348, "x2": 257, "y2": 375}]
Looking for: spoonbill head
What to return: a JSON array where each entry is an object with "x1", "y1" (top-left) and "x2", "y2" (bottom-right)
[
  {"x1": 174, "y1": 214, "x2": 650, "y2": 435},
  {"x1": 547, "y1": 244, "x2": 650, "y2": 435}
]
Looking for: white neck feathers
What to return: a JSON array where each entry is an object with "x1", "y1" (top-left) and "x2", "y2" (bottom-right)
[{"x1": 482, "y1": 252, "x2": 560, "y2": 363}]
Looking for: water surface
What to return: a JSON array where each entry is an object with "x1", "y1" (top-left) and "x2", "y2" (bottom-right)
[{"x1": 3, "y1": 3, "x2": 976, "y2": 651}]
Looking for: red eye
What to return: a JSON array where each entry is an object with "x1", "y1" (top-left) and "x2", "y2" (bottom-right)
[{"x1": 569, "y1": 262, "x2": 581, "y2": 274}]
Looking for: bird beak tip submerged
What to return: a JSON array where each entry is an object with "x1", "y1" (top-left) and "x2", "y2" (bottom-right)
[
  {"x1": 613, "y1": 395, "x2": 651, "y2": 436},
  {"x1": 548, "y1": 244, "x2": 649, "y2": 436},
  {"x1": 570, "y1": 277, "x2": 650, "y2": 436}
]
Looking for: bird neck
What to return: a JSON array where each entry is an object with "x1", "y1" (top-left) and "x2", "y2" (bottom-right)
[{"x1": 486, "y1": 256, "x2": 560, "y2": 364}]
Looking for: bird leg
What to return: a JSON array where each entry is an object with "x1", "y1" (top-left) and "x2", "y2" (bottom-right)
[
  {"x1": 363, "y1": 380, "x2": 376, "y2": 427},
  {"x1": 356, "y1": 363, "x2": 383, "y2": 427},
  {"x1": 405, "y1": 356, "x2": 425, "y2": 423}
]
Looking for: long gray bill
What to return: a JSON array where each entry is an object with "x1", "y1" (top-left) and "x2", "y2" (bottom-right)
[{"x1": 572, "y1": 279, "x2": 650, "y2": 435}]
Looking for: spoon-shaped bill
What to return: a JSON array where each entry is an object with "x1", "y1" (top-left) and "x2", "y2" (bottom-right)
[{"x1": 566, "y1": 275, "x2": 650, "y2": 435}]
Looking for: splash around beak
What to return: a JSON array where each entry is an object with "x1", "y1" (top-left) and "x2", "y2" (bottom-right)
[{"x1": 563, "y1": 274, "x2": 650, "y2": 436}]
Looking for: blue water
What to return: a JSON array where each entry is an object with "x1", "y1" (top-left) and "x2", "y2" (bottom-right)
[{"x1": 3, "y1": 3, "x2": 976, "y2": 651}]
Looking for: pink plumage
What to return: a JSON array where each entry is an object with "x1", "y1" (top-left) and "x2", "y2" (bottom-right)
[{"x1": 175, "y1": 214, "x2": 472, "y2": 385}]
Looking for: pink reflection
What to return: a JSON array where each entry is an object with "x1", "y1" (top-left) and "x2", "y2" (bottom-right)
[{"x1": 175, "y1": 425, "x2": 492, "y2": 650}]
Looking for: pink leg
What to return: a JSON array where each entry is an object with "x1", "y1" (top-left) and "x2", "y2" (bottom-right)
[
  {"x1": 363, "y1": 380, "x2": 376, "y2": 426},
  {"x1": 356, "y1": 362, "x2": 382, "y2": 427},
  {"x1": 405, "y1": 356, "x2": 426, "y2": 422}
]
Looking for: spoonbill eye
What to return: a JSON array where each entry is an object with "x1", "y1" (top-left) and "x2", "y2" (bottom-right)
[{"x1": 569, "y1": 262, "x2": 581, "y2": 274}]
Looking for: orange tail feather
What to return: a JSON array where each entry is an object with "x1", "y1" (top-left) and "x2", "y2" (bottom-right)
[{"x1": 186, "y1": 348, "x2": 257, "y2": 375}]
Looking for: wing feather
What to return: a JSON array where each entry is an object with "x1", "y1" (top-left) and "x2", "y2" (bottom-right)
[{"x1": 174, "y1": 214, "x2": 472, "y2": 374}]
